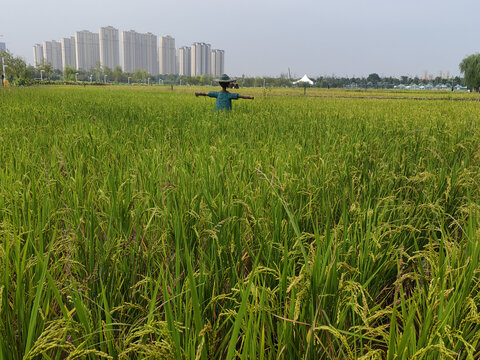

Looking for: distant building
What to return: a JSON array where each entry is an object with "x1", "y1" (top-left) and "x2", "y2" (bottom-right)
[
  {"x1": 159, "y1": 35, "x2": 176, "y2": 75},
  {"x1": 191, "y1": 42, "x2": 211, "y2": 76},
  {"x1": 33, "y1": 44, "x2": 44, "y2": 68},
  {"x1": 99, "y1": 26, "x2": 120, "y2": 70},
  {"x1": 0, "y1": 42, "x2": 6, "y2": 52},
  {"x1": 121, "y1": 30, "x2": 135, "y2": 73},
  {"x1": 177, "y1": 46, "x2": 191, "y2": 76},
  {"x1": 144, "y1": 32, "x2": 158, "y2": 76},
  {"x1": 211, "y1": 49, "x2": 224, "y2": 78},
  {"x1": 61, "y1": 37, "x2": 76, "y2": 70},
  {"x1": 43, "y1": 40, "x2": 63, "y2": 70},
  {"x1": 75, "y1": 30, "x2": 100, "y2": 71},
  {"x1": 121, "y1": 30, "x2": 158, "y2": 75},
  {"x1": 32, "y1": 26, "x2": 226, "y2": 77}
]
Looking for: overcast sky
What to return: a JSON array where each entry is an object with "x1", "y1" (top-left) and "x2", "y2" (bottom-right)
[{"x1": 3, "y1": 0, "x2": 479, "y2": 77}]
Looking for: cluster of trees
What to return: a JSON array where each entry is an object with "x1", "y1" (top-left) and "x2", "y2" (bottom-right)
[
  {"x1": 314, "y1": 74, "x2": 463, "y2": 89},
  {"x1": 459, "y1": 54, "x2": 480, "y2": 92},
  {"x1": 2, "y1": 49, "x2": 480, "y2": 90},
  {"x1": 0, "y1": 51, "x2": 35, "y2": 85}
]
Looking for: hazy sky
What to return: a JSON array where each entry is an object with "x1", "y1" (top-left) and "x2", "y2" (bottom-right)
[{"x1": 3, "y1": 0, "x2": 479, "y2": 77}]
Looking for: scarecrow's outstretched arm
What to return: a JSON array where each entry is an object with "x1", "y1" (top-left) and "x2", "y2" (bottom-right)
[
  {"x1": 238, "y1": 95, "x2": 254, "y2": 100},
  {"x1": 195, "y1": 92, "x2": 208, "y2": 97}
]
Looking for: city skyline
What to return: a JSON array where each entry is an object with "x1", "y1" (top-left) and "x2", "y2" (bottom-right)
[
  {"x1": 3, "y1": 0, "x2": 480, "y2": 77},
  {"x1": 31, "y1": 26, "x2": 225, "y2": 77}
]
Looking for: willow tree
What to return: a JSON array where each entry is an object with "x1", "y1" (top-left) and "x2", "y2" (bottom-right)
[{"x1": 459, "y1": 54, "x2": 480, "y2": 92}]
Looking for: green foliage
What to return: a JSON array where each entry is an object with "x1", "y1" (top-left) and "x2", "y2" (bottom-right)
[
  {"x1": 1, "y1": 87, "x2": 480, "y2": 358},
  {"x1": 459, "y1": 53, "x2": 480, "y2": 91},
  {"x1": 63, "y1": 65, "x2": 77, "y2": 81},
  {"x1": 113, "y1": 66, "x2": 124, "y2": 83},
  {"x1": 0, "y1": 50, "x2": 31, "y2": 82},
  {"x1": 37, "y1": 62, "x2": 53, "y2": 80},
  {"x1": 367, "y1": 73, "x2": 381, "y2": 84}
]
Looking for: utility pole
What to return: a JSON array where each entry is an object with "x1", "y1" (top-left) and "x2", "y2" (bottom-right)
[
  {"x1": 2, "y1": 57, "x2": 7, "y2": 87},
  {"x1": 1, "y1": 35, "x2": 8, "y2": 87}
]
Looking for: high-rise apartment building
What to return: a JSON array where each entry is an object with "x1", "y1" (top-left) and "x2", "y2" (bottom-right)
[
  {"x1": 191, "y1": 42, "x2": 211, "y2": 76},
  {"x1": 75, "y1": 30, "x2": 100, "y2": 71},
  {"x1": 144, "y1": 33, "x2": 158, "y2": 76},
  {"x1": 43, "y1": 40, "x2": 63, "y2": 71},
  {"x1": 121, "y1": 30, "x2": 136, "y2": 73},
  {"x1": 211, "y1": 49, "x2": 224, "y2": 78},
  {"x1": 99, "y1": 26, "x2": 120, "y2": 70},
  {"x1": 33, "y1": 26, "x2": 225, "y2": 77},
  {"x1": 177, "y1": 46, "x2": 191, "y2": 76},
  {"x1": 33, "y1": 44, "x2": 44, "y2": 68},
  {"x1": 61, "y1": 37, "x2": 76, "y2": 70},
  {"x1": 121, "y1": 30, "x2": 158, "y2": 75},
  {"x1": 159, "y1": 35, "x2": 176, "y2": 75}
]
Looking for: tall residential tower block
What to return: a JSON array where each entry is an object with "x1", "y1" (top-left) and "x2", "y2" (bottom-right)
[
  {"x1": 99, "y1": 26, "x2": 120, "y2": 70},
  {"x1": 43, "y1": 40, "x2": 62, "y2": 71},
  {"x1": 191, "y1": 42, "x2": 211, "y2": 76},
  {"x1": 61, "y1": 37, "x2": 76, "y2": 70},
  {"x1": 159, "y1": 35, "x2": 176, "y2": 75},
  {"x1": 121, "y1": 30, "x2": 158, "y2": 75},
  {"x1": 33, "y1": 44, "x2": 44, "y2": 68},
  {"x1": 75, "y1": 30, "x2": 100, "y2": 71},
  {"x1": 211, "y1": 49, "x2": 224, "y2": 78},
  {"x1": 177, "y1": 46, "x2": 191, "y2": 76}
]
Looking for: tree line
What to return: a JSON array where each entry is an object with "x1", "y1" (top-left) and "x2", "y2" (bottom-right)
[{"x1": 2, "y1": 50, "x2": 480, "y2": 90}]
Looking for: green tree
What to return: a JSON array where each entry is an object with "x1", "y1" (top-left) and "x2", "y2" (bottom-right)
[
  {"x1": 459, "y1": 54, "x2": 480, "y2": 92},
  {"x1": 113, "y1": 66, "x2": 124, "y2": 83},
  {"x1": 94, "y1": 62, "x2": 103, "y2": 82},
  {"x1": 133, "y1": 68, "x2": 143, "y2": 82},
  {"x1": 367, "y1": 73, "x2": 381, "y2": 84},
  {"x1": 104, "y1": 66, "x2": 113, "y2": 82},
  {"x1": 0, "y1": 50, "x2": 30, "y2": 83},
  {"x1": 141, "y1": 70, "x2": 149, "y2": 83},
  {"x1": 39, "y1": 62, "x2": 53, "y2": 80},
  {"x1": 63, "y1": 65, "x2": 76, "y2": 81}
]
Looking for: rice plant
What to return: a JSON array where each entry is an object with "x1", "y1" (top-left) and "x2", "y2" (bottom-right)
[{"x1": 1, "y1": 86, "x2": 480, "y2": 359}]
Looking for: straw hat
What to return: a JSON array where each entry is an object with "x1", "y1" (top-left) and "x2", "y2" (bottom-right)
[{"x1": 215, "y1": 74, "x2": 236, "y2": 83}]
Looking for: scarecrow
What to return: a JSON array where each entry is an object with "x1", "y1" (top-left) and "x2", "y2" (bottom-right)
[{"x1": 195, "y1": 74, "x2": 253, "y2": 111}]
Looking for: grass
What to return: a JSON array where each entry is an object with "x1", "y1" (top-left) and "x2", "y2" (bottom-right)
[{"x1": 1, "y1": 86, "x2": 480, "y2": 359}]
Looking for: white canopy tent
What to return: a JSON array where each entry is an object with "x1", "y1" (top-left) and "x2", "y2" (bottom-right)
[
  {"x1": 293, "y1": 74, "x2": 314, "y2": 95},
  {"x1": 293, "y1": 74, "x2": 314, "y2": 85}
]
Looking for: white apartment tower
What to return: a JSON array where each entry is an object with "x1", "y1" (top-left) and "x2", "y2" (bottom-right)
[
  {"x1": 121, "y1": 30, "x2": 136, "y2": 73},
  {"x1": 61, "y1": 37, "x2": 76, "y2": 70},
  {"x1": 211, "y1": 49, "x2": 224, "y2": 78},
  {"x1": 159, "y1": 35, "x2": 176, "y2": 75},
  {"x1": 99, "y1": 26, "x2": 120, "y2": 70},
  {"x1": 121, "y1": 30, "x2": 158, "y2": 75},
  {"x1": 33, "y1": 44, "x2": 44, "y2": 68},
  {"x1": 191, "y1": 42, "x2": 211, "y2": 76},
  {"x1": 43, "y1": 40, "x2": 63, "y2": 71},
  {"x1": 75, "y1": 30, "x2": 100, "y2": 71},
  {"x1": 144, "y1": 33, "x2": 159, "y2": 76},
  {"x1": 177, "y1": 47, "x2": 191, "y2": 76}
]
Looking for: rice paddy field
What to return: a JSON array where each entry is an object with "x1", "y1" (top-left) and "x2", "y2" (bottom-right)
[{"x1": 1, "y1": 86, "x2": 480, "y2": 359}]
